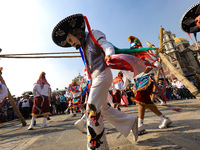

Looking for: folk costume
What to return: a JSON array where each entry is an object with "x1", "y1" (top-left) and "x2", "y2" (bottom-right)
[
  {"x1": 28, "y1": 72, "x2": 51, "y2": 130},
  {"x1": 64, "y1": 84, "x2": 72, "y2": 114},
  {"x1": 111, "y1": 71, "x2": 124, "y2": 110},
  {"x1": 0, "y1": 84, "x2": 8, "y2": 100},
  {"x1": 0, "y1": 67, "x2": 8, "y2": 100},
  {"x1": 69, "y1": 80, "x2": 82, "y2": 116},
  {"x1": 52, "y1": 14, "x2": 138, "y2": 150},
  {"x1": 128, "y1": 36, "x2": 172, "y2": 133}
]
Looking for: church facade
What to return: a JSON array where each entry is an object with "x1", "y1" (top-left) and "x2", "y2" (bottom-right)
[{"x1": 161, "y1": 29, "x2": 200, "y2": 80}]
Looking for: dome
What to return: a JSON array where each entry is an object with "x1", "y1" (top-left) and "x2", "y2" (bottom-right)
[{"x1": 173, "y1": 37, "x2": 189, "y2": 44}]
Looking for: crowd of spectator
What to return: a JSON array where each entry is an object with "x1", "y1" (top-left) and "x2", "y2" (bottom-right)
[
  {"x1": 125, "y1": 77, "x2": 198, "y2": 105},
  {"x1": 0, "y1": 91, "x2": 75, "y2": 123},
  {"x1": 0, "y1": 76, "x2": 199, "y2": 124}
]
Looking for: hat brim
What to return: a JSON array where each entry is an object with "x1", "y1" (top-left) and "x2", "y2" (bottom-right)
[
  {"x1": 180, "y1": 2, "x2": 200, "y2": 33},
  {"x1": 52, "y1": 14, "x2": 85, "y2": 48}
]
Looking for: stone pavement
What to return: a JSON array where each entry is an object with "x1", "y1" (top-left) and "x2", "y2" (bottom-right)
[{"x1": 0, "y1": 99, "x2": 200, "y2": 150}]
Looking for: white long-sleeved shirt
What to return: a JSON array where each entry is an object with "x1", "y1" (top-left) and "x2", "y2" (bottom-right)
[
  {"x1": 0, "y1": 84, "x2": 8, "y2": 100},
  {"x1": 21, "y1": 98, "x2": 30, "y2": 108},
  {"x1": 33, "y1": 84, "x2": 51, "y2": 97},
  {"x1": 114, "y1": 81, "x2": 124, "y2": 91}
]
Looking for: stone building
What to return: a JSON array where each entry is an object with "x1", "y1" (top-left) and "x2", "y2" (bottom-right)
[
  {"x1": 73, "y1": 73, "x2": 83, "y2": 85},
  {"x1": 161, "y1": 29, "x2": 200, "y2": 80}
]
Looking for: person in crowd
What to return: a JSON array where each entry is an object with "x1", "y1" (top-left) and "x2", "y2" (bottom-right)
[
  {"x1": 171, "y1": 77, "x2": 177, "y2": 89},
  {"x1": 172, "y1": 88, "x2": 180, "y2": 100},
  {"x1": 175, "y1": 78, "x2": 186, "y2": 100},
  {"x1": 52, "y1": 14, "x2": 138, "y2": 149},
  {"x1": 50, "y1": 93, "x2": 56, "y2": 115},
  {"x1": 59, "y1": 92, "x2": 66, "y2": 114},
  {"x1": 14, "y1": 97, "x2": 20, "y2": 119},
  {"x1": 28, "y1": 72, "x2": 51, "y2": 130},
  {"x1": 111, "y1": 71, "x2": 125, "y2": 110},
  {"x1": 20, "y1": 93, "x2": 32, "y2": 119},
  {"x1": 166, "y1": 79, "x2": 172, "y2": 101},
  {"x1": 55, "y1": 93, "x2": 61, "y2": 114},
  {"x1": 7, "y1": 99, "x2": 14, "y2": 121}
]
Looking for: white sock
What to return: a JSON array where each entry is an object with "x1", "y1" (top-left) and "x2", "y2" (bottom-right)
[
  {"x1": 81, "y1": 110, "x2": 83, "y2": 114},
  {"x1": 74, "y1": 111, "x2": 76, "y2": 114},
  {"x1": 159, "y1": 114, "x2": 167, "y2": 119},
  {"x1": 138, "y1": 118, "x2": 144, "y2": 126},
  {"x1": 30, "y1": 117, "x2": 36, "y2": 127},
  {"x1": 42, "y1": 118, "x2": 47, "y2": 125},
  {"x1": 70, "y1": 110, "x2": 72, "y2": 114}
]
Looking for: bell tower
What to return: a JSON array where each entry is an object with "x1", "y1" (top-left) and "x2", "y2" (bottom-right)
[
  {"x1": 161, "y1": 29, "x2": 187, "y2": 78},
  {"x1": 163, "y1": 30, "x2": 177, "y2": 54}
]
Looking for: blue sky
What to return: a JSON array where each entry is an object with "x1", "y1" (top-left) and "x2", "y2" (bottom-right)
[{"x1": 0, "y1": 0, "x2": 199, "y2": 96}]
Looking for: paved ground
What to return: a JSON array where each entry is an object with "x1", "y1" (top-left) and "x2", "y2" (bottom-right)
[{"x1": 0, "y1": 99, "x2": 200, "y2": 150}]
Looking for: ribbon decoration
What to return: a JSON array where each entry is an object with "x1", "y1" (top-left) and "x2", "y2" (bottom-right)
[{"x1": 79, "y1": 48, "x2": 86, "y2": 66}]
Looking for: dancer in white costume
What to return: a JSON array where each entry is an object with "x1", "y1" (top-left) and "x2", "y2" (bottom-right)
[{"x1": 52, "y1": 14, "x2": 138, "y2": 150}]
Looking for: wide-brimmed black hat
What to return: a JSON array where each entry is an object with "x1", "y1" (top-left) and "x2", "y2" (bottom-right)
[
  {"x1": 180, "y1": 2, "x2": 200, "y2": 33},
  {"x1": 52, "y1": 14, "x2": 85, "y2": 48}
]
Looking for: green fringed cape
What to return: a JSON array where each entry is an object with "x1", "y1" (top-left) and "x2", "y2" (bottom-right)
[{"x1": 109, "y1": 43, "x2": 155, "y2": 54}]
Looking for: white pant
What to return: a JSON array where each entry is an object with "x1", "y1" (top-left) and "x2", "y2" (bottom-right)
[{"x1": 86, "y1": 68, "x2": 136, "y2": 150}]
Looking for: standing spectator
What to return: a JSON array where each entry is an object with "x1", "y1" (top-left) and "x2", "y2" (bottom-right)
[
  {"x1": 171, "y1": 78, "x2": 179, "y2": 100},
  {"x1": 50, "y1": 93, "x2": 56, "y2": 115},
  {"x1": 14, "y1": 97, "x2": 20, "y2": 119},
  {"x1": 166, "y1": 83, "x2": 172, "y2": 101},
  {"x1": 20, "y1": 93, "x2": 32, "y2": 119},
  {"x1": 55, "y1": 93, "x2": 61, "y2": 114},
  {"x1": 171, "y1": 77, "x2": 177, "y2": 89},
  {"x1": 59, "y1": 92, "x2": 66, "y2": 114},
  {"x1": 175, "y1": 79, "x2": 186, "y2": 99},
  {"x1": 29, "y1": 96, "x2": 34, "y2": 115},
  {"x1": 28, "y1": 72, "x2": 51, "y2": 130},
  {"x1": 172, "y1": 88, "x2": 180, "y2": 100},
  {"x1": 7, "y1": 99, "x2": 14, "y2": 121}
]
